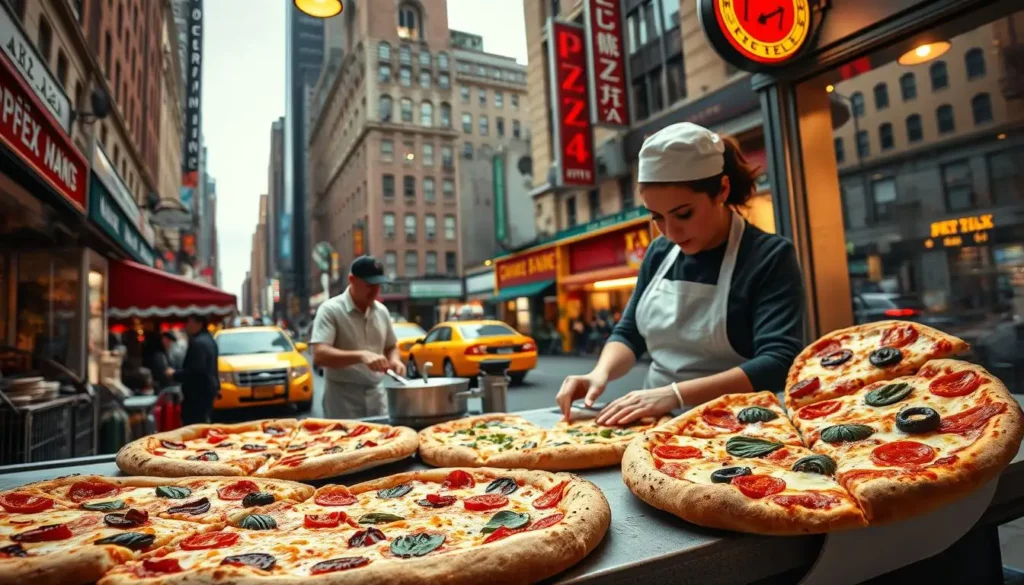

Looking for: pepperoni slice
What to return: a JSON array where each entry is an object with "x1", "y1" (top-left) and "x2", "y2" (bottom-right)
[
  {"x1": 11, "y1": 524, "x2": 73, "y2": 542},
  {"x1": 205, "y1": 430, "x2": 230, "y2": 444},
  {"x1": 217, "y1": 480, "x2": 260, "y2": 501},
  {"x1": 811, "y1": 339, "x2": 843, "y2": 358},
  {"x1": 315, "y1": 486, "x2": 358, "y2": 507},
  {"x1": 302, "y1": 421, "x2": 336, "y2": 434},
  {"x1": 347, "y1": 425, "x2": 371, "y2": 438},
  {"x1": 701, "y1": 409, "x2": 741, "y2": 431},
  {"x1": 304, "y1": 512, "x2": 345, "y2": 529},
  {"x1": 933, "y1": 339, "x2": 954, "y2": 354},
  {"x1": 654, "y1": 461, "x2": 686, "y2": 479},
  {"x1": 789, "y1": 378, "x2": 821, "y2": 399},
  {"x1": 529, "y1": 513, "x2": 564, "y2": 530},
  {"x1": 770, "y1": 493, "x2": 839, "y2": 510},
  {"x1": 652, "y1": 445, "x2": 703, "y2": 460},
  {"x1": 938, "y1": 403, "x2": 1006, "y2": 434},
  {"x1": 482, "y1": 525, "x2": 521, "y2": 544},
  {"x1": 881, "y1": 324, "x2": 919, "y2": 348},
  {"x1": 68, "y1": 480, "x2": 119, "y2": 502},
  {"x1": 441, "y1": 470, "x2": 475, "y2": 490},
  {"x1": 731, "y1": 475, "x2": 786, "y2": 499},
  {"x1": 0, "y1": 493, "x2": 55, "y2": 514},
  {"x1": 463, "y1": 494, "x2": 508, "y2": 511},
  {"x1": 798, "y1": 400, "x2": 842, "y2": 420},
  {"x1": 871, "y1": 441, "x2": 936, "y2": 466},
  {"x1": 139, "y1": 558, "x2": 183, "y2": 576},
  {"x1": 180, "y1": 531, "x2": 240, "y2": 550},
  {"x1": 532, "y1": 481, "x2": 568, "y2": 510},
  {"x1": 929, "y1": 370, "x2": 982, "y2": 398},
  {"x1": 764, "y1": 448, "x2": 791, "y2": 463}
]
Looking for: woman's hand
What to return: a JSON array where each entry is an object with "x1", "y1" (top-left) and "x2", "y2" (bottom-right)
[
  {"x1": 556, "y1": 371, "x2": 609, "y2": 419},
  {"x1": 596, "y1": 387, "x2": 679, "y2": 426}
]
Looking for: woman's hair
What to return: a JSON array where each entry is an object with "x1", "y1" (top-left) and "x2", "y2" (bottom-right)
[{"x1": 641, "y1": 134, "x2": 761, "y2": 207}]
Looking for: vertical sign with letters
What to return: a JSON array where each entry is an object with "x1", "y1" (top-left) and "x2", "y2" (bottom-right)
[
  {"x1": 180, "y1": 0, "x2": 203, "y2": 211},
  {"x1": 584, "y1": 0, "x2": 629, "y2": 127},
  {"x1": 548, "y1": 20, "x2": 595, "y2": 187}
]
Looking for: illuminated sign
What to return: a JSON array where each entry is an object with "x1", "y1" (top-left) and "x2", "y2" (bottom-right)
[
  {"x1": 625, "y1": 227, "x2": 650, "y2": 269},
  {"x1": 548, "y1": 20, "x2": 595, "y2": 187},
  {"x1": 496, "y1": 248, "x2": 558, "y2": 289},
  {"x1": 699, "y1": 0, "x2": 821, "y2": 72},
  {"x1": 584, "y1": 0, "x2": 629, "y2": 127},
  {"x1": 924, "y1": 214, "x2": 994, "y2": 249}
]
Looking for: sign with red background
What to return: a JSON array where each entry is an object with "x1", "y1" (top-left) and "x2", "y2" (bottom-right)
[
  {"x1": 496, "y1": 248, "x2": 558, "y2": 289},
  {"x1": 549, "y1": 20, "x2": 595, "y2": 187},
  {"x1": 569, "y1": 225, "x2": 651, "y2": 274},
  {"x1": 585, "y1": 0, "x2": 629, "y2": 127},
  {"x1": 0, "y1": 50, "x2": 86, "y2": 212}
]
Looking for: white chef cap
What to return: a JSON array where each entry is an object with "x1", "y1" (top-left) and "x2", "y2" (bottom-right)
[{"x1": 637, "y1": 122, "x2": 725, "y2": 183}]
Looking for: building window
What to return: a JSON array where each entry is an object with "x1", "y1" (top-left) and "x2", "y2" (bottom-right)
[
  {"x1": 666, "y1": 56, "x2": 685, "y2": 104},
  {"x1": 511, "y1": 94, "x2": 519, "y2": 109},
  {"x1": 649, "y1": 68, "x2": 664, "y2": 115},
  {"x1": 399, "y1": 67, "x2": 412, "y2": 86},
  {"x1": 856, "y1": 130, "x2": 869, "y2": 158},
  {"x1": 383, "y1": 174, "x2": 395, "y2": 198},
  {"x1": 662, "y1": 0, "x2": 680, "y2": 29},
  {"x1": 965, "y1": 47, "x2": 986, "y2": 79},
  {"x1": 941, "y1": 161, "x2": 974, "y2": 212},
  {"x1": 114, "y1": 63, "x2": 121, "y2": 100},
  {"x1": 399, "y1": 45, "x2": 412, "y2": 66},
  {"x1": 632, "y1": 79, "x2": 649, "y2": 120},
  {"x1": 420, "y1": 101, "x2": 433, "y2": 126},
  {"x1": 445, "y1": 252, "x2": 457, "y2": 275},
  {"x1": 479, "y1": 115, "x2": 488, "y2": 136},
  {"x1": 495, "y1": 91, "x2": 503, "y2": 109},
  {"x1": 423, "y1": 144, "x2": 434, "y2": 166},
  {"x1": 438, "y1": 52, "x2": 449, "y2": 70},
  {"x1": 566, "y1": 196, "x2": 577, "y2": 227},
  {"x1": 463, "y1": 141, "x2": 474, "y2": 159},
  {"x1": 930, "y1": 61, "x2": 948, "y2": 90},
  {"x1": 56, "y1": 51, "x2": 68, "y2": 88},
  {"x1": 438, "y1": 73, "x2": 449, "y2": 89},
  {"x1": 38, "y1": 17, "x2": 53, "y2": 62},
  {"x1": 588, "y1": 190, "x2": 600, "y2": 219},
  {"x1": 906, "y1": 114, "x2": 923, "y2": 143},
  {"x1": 879, "y1": 123, "x2": 894, "y2": 150},
  {"x1": 383, "y1": 213, "x2": 396, "y2": 237},
  {"x1": 871, "y1": 178, "x2": 897, "y2": 222},
  {"x1": 496, "y1": 117, "x2": 505, "y2": 137},
  {"x1": 419, "y1": 50, "x2": 431, "y2": 68},
  {"x1": 443, "y1": 178, "x2": 455, "y2": 199},
  {"x1": 398, "y1": 4, "x2": 421, "y2": 40},
  {"x1": 461, "y1": 86, "x2": 470, "y2": 103},
  {"x1": 379, "y1": 64, "x2": 391, "y2": 83},
  {"x1": 442, "y1": 146, "x2": 453, "y2": 169},
  {"x1": 424, "y1": 177, "x2": 436, "y2": 201},
  {"x1": 850, "y1": 92, "x2": 865, "y2": 117},
  {"x1": 381, "y1": 139, "x2": 394, "y2": 162},
  {"x1": 401, "y1": 98, "x2": 413, "y2": 122},
  {"x1": 403, "y1": 175, "x2": 416, "y2": 199},
  {"x1": 104, "y1": 32, "x2": 111, "y2": 71},
  {"x1": 512, "y1": 120, "x2": 521, "y2": 139},
  {"x1": 440, "y1": 103, "x2": 451, "y2": 128},
  {"x1": 873, "y1": 83, "x2": 889, "y2": 110},
  {"x1": 834, "y1": 137, "x2": 845, "y2": 164},
  {"x1": 425, "y1": 214, "x2": 437, "y2": 240},
  {"x1": 379, "y1": 95, "x2": 393, "y2": 121},
  {"x1": 899, "y1": 73, "x2": 916, "y2": 101},
  {"x1": 405, "y1": 251, "x2": 418, "y2": 276},
  {"x1": 972, "y1": 93, "x2": 993, "y2": 125},
  {"x1": 378, "y1": 42, "x2": 391, "y2": 60},
  {"x1": 478, "y1": 89, "x2": 486, "y2": 106},
  {"x1": 384, "y1": 252, "x2": 398, "y2": 279},
  {"x1": 419, "y1": 70, "x2": 431, "y2": 88},
  {"x1": 988, "y1": 148, "x2": 1024, "y2": 205},
  {"x1": 444, "y1": 215, "x2": 456, "y2": 240},
  {"x1": 936, "y1": 104, "x2": 955, "y2": 134},
  {"x1": 462, "y1": 113, "x2": 472, "y2": 133},
  {"x1": 425, "y1": 252, "x2": 437, "y2": 274},
  {"x1": 405, "y1": 213, "x2": 417, "y2": 238}
]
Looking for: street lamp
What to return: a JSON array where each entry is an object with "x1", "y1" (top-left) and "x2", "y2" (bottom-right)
[
  {"x1": 294, "y1": 0, "x2": 342, "y2": 18},
  {"x1": 898, "y1": 41, "x2": 951, "y2": 66}
]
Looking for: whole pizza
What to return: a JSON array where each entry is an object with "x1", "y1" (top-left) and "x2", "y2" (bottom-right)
[
  {"x1": 419, "y1": 413, "x2": 670, "y2": 470},
  {"x1": 116, "y1": 418, "x2": 418, "y2": 481},
  {"x1": 0, "y1": 470, "x2": 609, "y2": 585}
]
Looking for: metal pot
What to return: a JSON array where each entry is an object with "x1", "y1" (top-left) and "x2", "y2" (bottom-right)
[{"x1": 384, "y1": 376, "x2": 474, "y2": 429}]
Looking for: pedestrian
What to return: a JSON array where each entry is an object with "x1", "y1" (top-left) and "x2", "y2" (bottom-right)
[
  {"x1": 556, "y1": 122, "x2": 805, "y2": 424},
  {"x1": 153, "y1": 331, "x2": 184, "y2": 389},
  {"x1": 166, "y1": 315, "x2": 220, "y2": 425},
  {"x1": 310, "y1": 256, "x2": 406, "y2": 419}
]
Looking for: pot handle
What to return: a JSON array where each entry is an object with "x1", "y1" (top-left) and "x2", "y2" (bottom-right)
[{"x1": 454, "y1": 390, "x2": 482, "y2": 400}]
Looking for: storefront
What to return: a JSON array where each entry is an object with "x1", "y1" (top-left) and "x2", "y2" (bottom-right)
[
  {"x1": 407, "y1": 279, "x2": 463, "y2": 329},
  {"x1": 88, "y1": 145, "x2": 157, "y2": 268},
  {"x1": 462, "y1": 268, "x2": 497, "y2": 321},
  {"x1": 493, "y1": 245, "x2": 558, "y2": 337}
]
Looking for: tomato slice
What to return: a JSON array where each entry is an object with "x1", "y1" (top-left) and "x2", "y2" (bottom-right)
[
  {"x1": 938, "y1": 403, "x2": 1006, "y2": 434},
  {"x1": 880, "y1": 324, "x2": 919, "y2": 348},
  {"x1": 12, "y1": 524, "x2": 74, "y2": 542},
  {"x1": 482, "y1": 525, "x2": 519, "y2": 544},
  {"x1": 180, "y1": 531, "x2": 240, "y2": 550},
  {"x1": 789, "y1": 377, "x2": 821, "y2": 399},
  {"x1": 140, "y1": 558, "x2": 183, "y2": 576},
  {"x1": 217, "y1": 480, "x2": 260, "y2": 501},
  {"x1": 425, "y1": 493, "x2": 457, "y2": 507},
  {"x1": 303, "y1": 421, "x2": 336, "y2": 434},
  {"x1": 731, "y1": 475, "x2": 786, "y2": 499},
  {"x1": 652, "y1": 445, "x2": 703, "y2": 460},
  {"x1": 441, "y1": 470, "x2": 475, "y2": 490},
  {"x1": 529, "y1": 513, "x2": 564, "y2": 530},
  {"x1": 347, "y1": 425, "x2": 371, "y2": 438},
  {"x1": 304, "y1": 512, "x2": 344, "y2": 529},
  {"x1": 871, "y1": 441, "x2": 936, "y2": 466},
  {"x1": 811, "y1": 339, "x2": 843, "y2": 358},
  {"x1": 205, "y1": 430, "x2": 229, "y2": 444},
  {"x1": 769, "y1": 493, "x2": 839, "y2": 510},
  {"x1": 315, "y1": 486, "x2": 358, "y2": 507},
  {"x1": 929, "y1": 370, "x2": 982, "y2": 398},
  {"x1": 798, "y1": 400, "x2": 842, "y2": 420},
  {"x1": 764, "y1": 448, "x2": 791, "y2": 462},
  {"x1": 701, "y1": 409, "x2": 741, "y2": 431},
  {"x1": 68, "y1": 480, "x2": 119, "y2": 502},
  {"x1": 532, "y1": 481, "x2": 568, "y2": 510},
  {"x1": 463, "y1": 494, "x2": 508, "y2": 511},
  {"x1": 0, "y1": 493, "x2": 55, "y2": 514}
]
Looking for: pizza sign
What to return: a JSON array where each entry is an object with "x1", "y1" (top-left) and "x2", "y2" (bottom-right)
[
  {"x1": 584, "y1": 0, "x2": 629, "y2": 127},
  {"x1": 548, "y1": 20, "x2": 595, "y2": 187},
  {"x1": 699, "y1": 0, "x2": 821, "y2": 71}
]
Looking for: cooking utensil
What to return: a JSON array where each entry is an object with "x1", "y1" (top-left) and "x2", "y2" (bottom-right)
[
  {"x1": 386, "y1": 369, "x2": 411, "y2": 386},
  {"x1": 384, "y1": 375, "x2": 474, "y2": 429}
]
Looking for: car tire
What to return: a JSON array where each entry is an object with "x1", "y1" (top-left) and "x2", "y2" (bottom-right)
[
  {"x1": 509, "y1": 372, "x2": 527, "y2": 385},
  {"x1": 295, "y1": 401, "x2": 313, "y2": 413},
  {"x1": 407, "y1": 358, "x2": 418, "y2": 379},
  {"x1": 444, "y1": 359, "x2": 457, "y2": 378}
]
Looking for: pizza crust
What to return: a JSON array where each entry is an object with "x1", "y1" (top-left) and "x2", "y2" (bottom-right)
[
  {"x1": 258, "y1": 426, "x2": 418, "y2": 480},
  {"x1": 0, "y1": 544, "x2": 133, "y2": 585}
]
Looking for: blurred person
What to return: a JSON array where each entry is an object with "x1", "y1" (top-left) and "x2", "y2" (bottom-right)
[{"x1": 166, "y1": 315, "x2": 220, "y2": 424}]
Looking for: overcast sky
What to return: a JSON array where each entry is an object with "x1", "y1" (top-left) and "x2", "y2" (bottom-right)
[{"x1": 203, "y1": 0, "x2": 528, "y2": 302}]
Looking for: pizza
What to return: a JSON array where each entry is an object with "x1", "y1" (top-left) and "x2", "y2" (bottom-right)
[
  {"x1": 418, "y1": 413, "x2": 670, "y2": 470},
  {"x1": 785, "y1": 320, "x2": 968, "y2": 410},
  {"x1": 116, "y1": 418, "x2": 418, "y2": 481},
  {"x1": 0, "y1": 475, "x2": 311, "y2": 585}
]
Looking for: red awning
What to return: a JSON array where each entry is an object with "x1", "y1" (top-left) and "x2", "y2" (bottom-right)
[{"x1": 108, "y1": 260, "x2": 237, "y2": 319}]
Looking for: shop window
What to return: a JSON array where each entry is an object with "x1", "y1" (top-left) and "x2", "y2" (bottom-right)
[
  {"x1": 512, "y1": 120, "x2": 521, "y2": 139},
  {"x1": 379, "y1": 64, "x2": 391, "y2": 83},
  {"x1": 424, "y1": 177, "x2": 436, "y2": 201},
  {"x1": 941, "y1": 161, "x2": 975, "y2": 212},
  {"x1": 850, "y1": 92, "x2": 865, "y2": 117},
  {"x1": 423, "y1": 144, "x2": 434, "y2": 166},
  {"x1": 385, "y1": 252, "x2": 398, "y2": 279},
  {"x1": 988, "y1": 148, "x2": 1024, "y2": 205},
  {"x1": 930, "y1": 61, "x2": 948, "y2": 90},
  {"x1": 879, "y1": 123, "x2": 894, "y2": 151},
  {"x1": 383, "y1": 213, "x2": 396, "y2": 238},
  {"x1": 666, "y1": 56, "x2": 686, "y2": 104},
  {"x1": 566, "y1": 196, "x2": 578, "y2": 227},
  {"x1": 461, "y1": 85, "x2": 470, "y2": 103},
  {"x1": 971, "y1": 93, "x2": 993, "y2": 125},
  {"x1": 873, "y1": 83, "x2": 889, "y2": 110},
  {"x1": 588, "y1": 189, "x2": 600, "y2": 219},
  {"x1": 426, "y1": 252, "x2": 438, "y2": 275},
  {"x1": 15, "y1": 251, "x2": 81, "y2": 372},
  {"x1": 965, "y1": 48, "x2": 986, "y2": 79},
  {"x1": 405, "y1": 213, "x2": 417, "y2": 239},
  {"x1": 381, "y1": 139, "x2": 394, "y2": 162},
  {"x1": 403, "y1": 175, "x2": 416, "y2": 199},
  {"x1": 906, "y1": 114, "x2": 923, "y2": 143},
  {"x1": 856, "y1": 130, "x2": 869, "y2": 158},
  {"x1": 425, "y1": 214, "x2": 437, "y2": 240},
  {"x1": 480, "y1": 115, "x2": 489, "y2": 136},
  {"x1": 379, "y1": 95, "x2": 393, "y2": 121},
  {"x1": 405, "y1": 251, "x2": 418, "y2": 276},
  {"x1": 871, "y1": 178, "x2": 897, "y2": 222},
  {"x1": 420, "y1": 101, "x2": 433, "y2": 126},
  {"x1": 444, "y1": 215, "x2": 456, "y2": 240},
  {"x1": 462, "y1": 113, "x2": 472, "y2": 133},
  {"x1": 399, "y1": 67, "x2": 411, "y2": 86},
  {"x1": 378, "y1": 42, "x2": 391, "y2": 60},
  {"x1": 446, "y1": 252, "x2": 457, "y2": 275},
  {"x1": 936, "y1": 104, "x2": 955, "y2": 134}
]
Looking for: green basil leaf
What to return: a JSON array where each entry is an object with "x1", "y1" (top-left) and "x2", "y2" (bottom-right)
[
  {"x1": 865, "y1": 382, "x2": 913, "y2": 407},
  {"x1": 93, "y1": 532, "x2": 155, "y2": 551},
  {"x1": 792, "y1": 454, "x2": 838, "y2": 476},
  {"x1": 238, "y1": 514, "x2": 277, "y2": 530},
  {"x1": 599, "y1": 428, "x2": 614, "y2": 439},
  {"x1": 820, "y1": 424, "x2": 875, "y2": 444},
  {"x1": 155, "y1": 486, "x2": 191, "y2": 499},
  {"x1": 481, "y1": 511, "x2": 530, "y2": 534},
  {"x1": 358, "y1": 512, "x2": 405, "y2": 525},
  {"x1": 737, "y1": 406, "x2": 779, "y2": 424},
  {"x1": 725, "y1": 436, "x2": 784, "y2": 458},
  {"x1": 377, "y1": 484, "x2": 413, "y2": 499},
  {"x1": 390, "y1": 533, "x2": 445, "y2": 558},
  {"x1": 81, "y1": 499, "x2": 125, "y2": 512}
]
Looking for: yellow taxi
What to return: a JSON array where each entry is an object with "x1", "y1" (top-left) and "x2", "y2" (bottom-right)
[
  {"x1": 391, "y1": 320, "x2": 427, "y2": 363},
  {"x1": 406, "y1": 320, "x2": 537, "y2": 384},
  {"x1": 213, "y1": 326, "x2": 314, "y2": 411}
]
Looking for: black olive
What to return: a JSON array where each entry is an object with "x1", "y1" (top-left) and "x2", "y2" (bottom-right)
[
  {"x1": 869, "y1": 347, "x2": 903, "y2": 368},
  {"x1": 0, "y1": 544, "x2": 28, "y2": 557},
  {"x1": 896, "y1": 407, "x2": 941, "y2": 434},
  {"x1": 103, "y1": 509, "x2": 148, "y2": 528},
  {"x1": 485, "y1": 477, "x2": 519, "y2": 495},
  {"x1": 710, "y1": 467, "x2": 752, "y2": 483},
  {"x1": 242, "y1": 492, "x2": 276, "y2": 508},
  {"x1": 221, "y1": 553, "x2": 277, "y2": 571},
  {"x1": 821, "y1": 349, "x2": 853, "y2": 368}
]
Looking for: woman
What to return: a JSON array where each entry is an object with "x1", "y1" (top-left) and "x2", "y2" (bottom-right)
[{"x1": 556, "y1": 122, "x2": 805, "y2": 425}]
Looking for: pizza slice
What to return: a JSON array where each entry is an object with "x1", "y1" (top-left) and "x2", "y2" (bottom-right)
[
  {"x1": 418, "y1": 414, "x2": 546, "y2": 467},
  {"x1": 660, "y1": 391, "x2": 804, "y2": 445},
  {"x1": 784, "y1": 320, "x2": 967, "y2": 411}
]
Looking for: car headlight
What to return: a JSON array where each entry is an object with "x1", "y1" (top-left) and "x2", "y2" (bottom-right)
[
  {"x1": 291, "y1": 365, "x2": 310, "y2": 379},
  {"x1": 218, "y1": 372, "x2": 234, "y2": 384}
]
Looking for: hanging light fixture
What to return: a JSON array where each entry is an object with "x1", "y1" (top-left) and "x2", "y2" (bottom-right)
[
  {"x1": 294, "y1": 0, "x2": 342, "y2": 18},
  {"x1": 898, "y1": 41, "x2": 951, "y2": 66}
]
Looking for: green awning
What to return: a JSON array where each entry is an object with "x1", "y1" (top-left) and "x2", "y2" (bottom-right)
[{"x1": 493, "y1": 280, "x2": 555, "y2": 302}]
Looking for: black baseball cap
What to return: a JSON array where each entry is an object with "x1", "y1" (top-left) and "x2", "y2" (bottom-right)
[{"x1": 350, "y1": 255, "x2": 389, "y2": 285}]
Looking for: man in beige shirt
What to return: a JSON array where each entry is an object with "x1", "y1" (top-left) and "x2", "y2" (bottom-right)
[{"x1": 310, "y1": 256, "x2": 406, "y2": 418}]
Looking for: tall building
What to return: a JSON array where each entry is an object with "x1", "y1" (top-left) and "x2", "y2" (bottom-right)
[
  {"x1": 267, "y1": 118, "x2": 287, "y2": 318},
  {"x1": 249, "y1": 194, "x2": 270, "y2": 317},
  {"x1": 157, "y1": 0, "x2": 186, "y2": 269},
  {"x1": 284, "y1": 5, "x2": 325, "y2": 321}
]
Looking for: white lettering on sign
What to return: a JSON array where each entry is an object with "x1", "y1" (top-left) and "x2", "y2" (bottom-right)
[
  {"x1": 0, "y1": 81, "x2": 77, "y2": 194},
  {"x1": 99, "y1": 195, "x2": 121, "y2": 232},
  {"x1": 585, "y1": 0, "x2": 630, "y2": 127},
  {"x1": 0, "y1": 4, "x2": 71, "y2": 131},
  {"x1": 182, "y1": 0, "x2": 203, "y2": 179}
]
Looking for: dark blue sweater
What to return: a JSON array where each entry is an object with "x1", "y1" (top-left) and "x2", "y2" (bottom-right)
[{"x1": 608, "y1": 225, "x2": 805, "y2": 392}]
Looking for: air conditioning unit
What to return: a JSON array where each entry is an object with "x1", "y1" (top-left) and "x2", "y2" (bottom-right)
[{"x1": 595, "y1": 136, "x2": 628, "y2": 180}]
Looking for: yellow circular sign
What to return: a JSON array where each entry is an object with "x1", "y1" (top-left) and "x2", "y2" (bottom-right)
[{"x1": 713, "y1": 0, "x2": 813, "y2": 64}]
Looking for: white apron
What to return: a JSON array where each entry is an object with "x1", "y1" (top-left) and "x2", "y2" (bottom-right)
[
  {"x1": 637, "y1": 211, "x2": 747, "y2": 394},
  {"x1": 322, "y1": 381, "x2": 387, "y2": 419}
]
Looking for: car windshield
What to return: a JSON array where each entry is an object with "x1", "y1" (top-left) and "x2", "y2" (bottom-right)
[
  {"x1": 217, "y1": 331, "x2": 293, "y2": 356},
  {"x1": 393, "y1": 324, "x2": 426, "y2": 338},
  {"x1": 458, "y1": 323, "x2": 517, "y2": 339}
]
